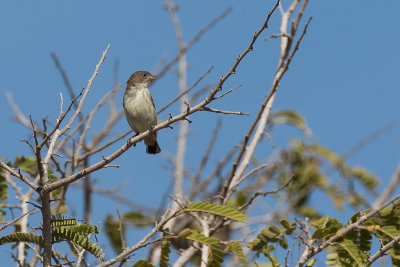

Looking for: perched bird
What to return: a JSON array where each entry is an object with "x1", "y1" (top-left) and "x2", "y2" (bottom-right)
[{"x1": 123, "y1": 71, "x2": 161, "y2": 154}]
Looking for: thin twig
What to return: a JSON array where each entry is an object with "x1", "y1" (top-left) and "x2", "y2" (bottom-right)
[
  {"x1": 191, "y1": 119, "x2": 222, "y2": 194},
  {"x1": 157, "y1": 66, "x2": 214, "y2": 115},
  {"x1": 214, "y1": 84, "x2": 242, "y2": 99},
  {"x1": 156, "y1": 8, "x2": 231, "y2": 79},
  {"x1": 97, "y1": 208, "x2": 183, "y2": 267},
  {"x1": 0, "y1": 208, "x2": 37, "y2": 232},
  {"x1": 239, "y1": 175, "x2": 296, "y2": 211},
  {"x1": 202, "y1": 107, "x2": 249, "y2": 116},
  {"x1": 0, "y1": 161, "x2": 38, "y2": 191}
]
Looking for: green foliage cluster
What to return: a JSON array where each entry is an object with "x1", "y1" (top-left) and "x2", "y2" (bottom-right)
[
  {"x1": 0, "y1": 168, "x2": 8, "y2": 223},
  {"x1": 324, "y1": 202, "x2": 400, "y2": 266},
  {"x1": 127, "y1": 201, "x2": 400, "y2": 267},
  {"x1": 0, "y1": 215, "x2": 104, "y2": 261},
  {"x1": 274, "y1": 140, "x2": 379, "y2": 219},
  {"x1": 0, "y1": 112, "x2": 394, "y2": 266},
  {"x1": 247, "y1": 219, "x2": 296, "y2": 266}
]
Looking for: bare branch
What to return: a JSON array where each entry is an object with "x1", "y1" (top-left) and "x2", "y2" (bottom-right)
[
  {"x1": 97, "y1": 208, "x2": 183, "y2": 267},
  {"x1": 214, "y1": 84, "x2": 242, "y2": 99},
  {"x1": 166, "y1": 0, "x2": 189, "y2": 201},
  {"x1": 201, "y1": 107, "x2": 250, "y2": 116},
  {"x1": 0, "y1": 161, "x2": 38, "y2": 191},
  {"x1": 50, "y1": 52, "x2": 84, "y2": 122},
  {"x1": 157, "y1": 66, "x2": 214, "y2": 115},
  {"x1": 192, "y1": 119, "x2": 222, "y2": 191},
  {"x1": 239, "y1": 175, "x2": 296, "y2": 211},
  {"x1": 0, "y1": 208, "x2": 37, "y2": 232},
  {"x1": 363, "y1": 232, "x2": 400, "y2": 267},
  {"x1": 222, "y1": 13, "x2": 312, "y2": 204},
  {"x1": 4, "y1": 91, "x2": 32, "y2": 128},
  {"x1": 156, "y1": 7, "x2": 231, "y2": 79}
]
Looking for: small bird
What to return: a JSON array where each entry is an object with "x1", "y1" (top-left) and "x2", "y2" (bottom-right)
[{"x1": 123, "y1": 71, "x2": 161, "y2": 154}]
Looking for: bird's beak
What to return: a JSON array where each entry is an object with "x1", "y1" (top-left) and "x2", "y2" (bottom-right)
[{"x1": 149, "y1": 74, "x2": 158, "y2": 81}]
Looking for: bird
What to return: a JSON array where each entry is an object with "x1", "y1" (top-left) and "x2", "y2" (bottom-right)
[{"x1": 123, "y1": 71, "x2": 161, "y2": 154}]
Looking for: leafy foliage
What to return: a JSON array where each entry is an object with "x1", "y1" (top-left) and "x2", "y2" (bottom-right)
[
  {"x1": 160, "y1": 239, "x2": 171, "y2": 267},
  {"x1": 179, "y1": 229, "x2": 220, "y2": 246},
  {"x1": 178, "y1": 229, "x2": 225, "y2": 266},
  {"x1": 13, "y1": 156, "x2": 38, "y2": 177},
  {"x1": 183, "y1": 201, "x2": 247, "y2": 222},
  {"x1": 123, "y1": 211, "x2": 155, "y2": 228},
  {"x1": 0, "y1": 232, "x2": 43, "y2": 246},
  {"x1": 0, "y1": 167, "x2": 8, "y2": 223},
  {"x1": 104, "y1": 214, "x2": 125, "y2": 254},
  {"x1": 225, "y1": 241, "x2": 247, "y2": 264},
  {"x1": 52, "y1": 227, "x2": 104, "y2": 261},
  {"x1": 208, "y1": 245, "x2": 224, "y2": 267},
  {"x1": 269, "y1": 110, "x2": 312, "y2": 136},
  {"x1": 51, "y1": 215, "x2": 77, "y2": 228},
  {"x1": 308, "y1": 201, "x2": 400, "y2": 266},
  {"x1": 0, "y1": 216, "x2": 104, "y2": 261},
  {"x1": 132, "y1": 259, "x2": 155, "y2": 267},
  {"x1": 271, "y1": 140, "x2": 379, "y2": 219},
  {"x1": 247, "y1": 219, "x2": 297, "y2": 266}
]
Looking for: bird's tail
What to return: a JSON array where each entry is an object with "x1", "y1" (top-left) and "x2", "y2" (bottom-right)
[{"x1": 146, "y1": 142, "x2": 161, "y2": 154}]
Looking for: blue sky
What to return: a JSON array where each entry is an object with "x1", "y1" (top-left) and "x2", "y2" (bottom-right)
[{"x1": 1, "y1": 0, "x2": 400, "y2": 265}]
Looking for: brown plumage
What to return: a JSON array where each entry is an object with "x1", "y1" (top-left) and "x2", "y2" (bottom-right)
[{"x1": 123, "y1": 71, "x2": 161, "y2": 154}]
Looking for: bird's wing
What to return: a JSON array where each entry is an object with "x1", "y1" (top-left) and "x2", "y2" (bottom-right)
[{"x1": 150, "y1": 94, "x2": 156, "y2": 109}]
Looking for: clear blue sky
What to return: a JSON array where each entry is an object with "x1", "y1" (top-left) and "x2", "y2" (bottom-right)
[{"x1": 1, "y1": 0, "x2": 400, "y2": 265}]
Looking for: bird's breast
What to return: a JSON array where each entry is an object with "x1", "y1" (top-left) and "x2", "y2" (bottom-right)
[{"x1": 123, "y1": 86, "x2": 157, "y2": 133}]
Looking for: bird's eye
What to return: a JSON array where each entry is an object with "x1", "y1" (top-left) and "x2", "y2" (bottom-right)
[{"x1": 143, "y1": 73, "x2": 147, "y2": 77}]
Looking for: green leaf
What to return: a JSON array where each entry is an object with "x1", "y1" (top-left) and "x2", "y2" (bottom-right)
[
  {"x1": 269, "y1": 110, "x2": 312, "y2": 136},
  {"x1": 306, "y1": 259, "x2": 317, "y2": 266},
  {"x1": 104, "y1": 214, "x2": 125, "y2": 254},
  {"x1": 336, "y1": 239, "x2": 368, "y2": 266},
  {"x1": 389, "y1": 247, "x2": 400, "y2": 266},
  {"x1": 123, "y1": 212, "x2": 155, "y2": 228},
  {"x1": 0, "y1": 173, "x2": 8, "y2": 202},
  {"x1": 0, "y1": 173, "x2": 8, "y2": 223},
  {"x1": 345, "y1": 166, "x2": 379, "y2": 190},
  {"x1": 208, "y1": 246, "x2": 224, "y2": 267},
  {"x1": 14, "y1": 156, "x2": 38, "y2": 176},
  {"x1": 183, "y1": 201, "x2": 247, "y2": 222},
  {"x1": 326, "y1": 252, "x2": 339, "y2": 267},
  {"x1": 278, "y1": 236, "x2": 288, "y2": 249},
  {"x1": 312, "y1": 216, "x2": 342, "y2": 240},
  {"x1": 225, "y1": 241, "x2": 247, "y2": 264},
  {"x1": 375, "y1": 225, "x2": 400, "y2": 239},
  {"x1": 160, "y1": 240, "x2": 171, "y2": 267},
  {"x1": 280, "y1": 219, "x2": 296, "y2": 235},
  {"x1": 51, "y1": 216, "x2": 77, "y2": 228},
  {"x1": 132, "y1": 259, "x2": 155, "y2": 267},
  {"x1": 181, "y1": 229, "x2": 220, "y2": 246},
  {"x1": 263, "y1": 247, "x2": 281, "y2": 267},
  {"x1": 226, "y1": 192, "x2": 247, "y2": 208},
  {"x1": 259, "y1": 227, "x2": 281, "y2": 243},
  {"x1": 0, "y1": 232, "x2": 43, "y2": 245},
  {"x1": 308, "y1": 144, "x2": 343, "y2": 167},
  {"x1": 52, "y1": 227, "x2": 104, "y2": 261}
]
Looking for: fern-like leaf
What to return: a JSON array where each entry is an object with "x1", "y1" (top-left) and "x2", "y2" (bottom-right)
[
  {"x1": 208, "y1": 246, "x2": 224, "y2": 267},
  {"x1": 183, "y1": 202, "x2": 247, "y2": 222},
  {"x1": 336, "y1": 239, "x2": 367, "y2": 266},
  {"x1": 179, "y1": 229, "x2": 220, "y2": 246},
  {"x1": 132, "y1": 259, "x2": 155, "y2": 267},
  {"x1": 160, "y1": 239, "x2": 171, "y2": 267},
  {"x1": 225, "y1": 241, "x2": 247, "y2": 263},
  {"x1": 51, "y1": 216, "x2": 77, "y2": 228},
  {"x1": 52, "y1": 228, "x2": 104, "y2": 261},
  {"x1": 0, "y1": 232, "x2": 43, "y2": 245}
]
